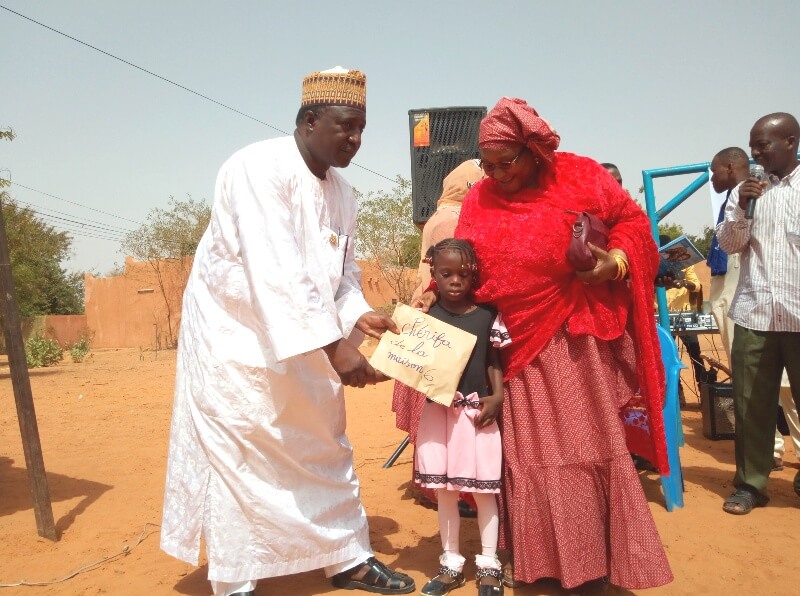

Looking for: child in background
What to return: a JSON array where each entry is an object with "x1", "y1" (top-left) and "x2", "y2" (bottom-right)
[{"x1": 415, "y1": 238, "x2": 507, "y2": 596}]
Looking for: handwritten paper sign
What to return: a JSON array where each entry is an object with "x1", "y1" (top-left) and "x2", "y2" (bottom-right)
[{"x1": 369, "y1": 304, "x2": 477, "y2": 407}]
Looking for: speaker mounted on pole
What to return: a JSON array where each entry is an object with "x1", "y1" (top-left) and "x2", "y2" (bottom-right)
[{"x1": 408, "y1": 106, "x2": 486, "y2": 225}]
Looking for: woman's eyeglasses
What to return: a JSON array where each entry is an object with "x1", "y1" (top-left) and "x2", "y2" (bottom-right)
[{"x1": 479, "y1": 148, "x2": 526, "y2": 174}]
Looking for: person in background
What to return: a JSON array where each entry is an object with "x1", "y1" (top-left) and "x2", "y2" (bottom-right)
[
  {"x1": 600, "y1": 162, "x2": 623, "y2": 186},
  {"x1": 772, "y1": 371, "x2": 800, "y2": 470},
  {"x1": 411, "y1": 159, "x2": 485, "y2": 303},
  {"x1": 717, "y1": 112, "x2": 800, "y2": 515},
  {"x1": 657, "y1": 234, "x2": 708, "y2": 393},
  {"x1": 773, "y1": 373, "x2": 800, "y2": 470},
  {"x1": 708, "y1": 147, "x2": 749, "y2": 353},
  {"x1": 160, "y1": 67, "x2": 414, "y2": 596},
  {"x1": 709, "y1": 146, "x2": 800, "y2": 472}
]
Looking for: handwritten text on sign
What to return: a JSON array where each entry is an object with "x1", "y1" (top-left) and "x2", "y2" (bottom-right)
[{"x1": 369, "y1": 304, "x2": 477, "y2": 406}]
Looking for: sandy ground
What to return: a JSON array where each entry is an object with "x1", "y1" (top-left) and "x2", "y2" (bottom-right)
[{"x1": 1, "y1": 342, "x2": 797, "y2": 596}]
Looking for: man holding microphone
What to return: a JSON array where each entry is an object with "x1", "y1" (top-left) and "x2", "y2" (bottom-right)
[{"x1": 717, "y1": 112, "x2": 800, "y2": 515}]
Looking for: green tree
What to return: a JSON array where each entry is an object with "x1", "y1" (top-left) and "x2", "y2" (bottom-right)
[
  {"x1": 400, "y1": 233, "x2": 422, "y2": 269},
  {"x1": 657, "y1": 222, "x2": 685, "y2": 243},
  {"x1": 657, "y1": 222, "x2": 713, "y2": 258},
  {"x1": 123, "y1": 195, "x2": 210, "y2": 262},
  {"x1": 2, "y1": 127, "x2": 82, "y2": 316},
  {"x1": 121, "y1": 195, "x2": 210, "y2": 346},
  {"x1": 356, "y1": 176, "x2": 421, "y2": 306},
  {"x1": 0, "y1": 196, "x2": 83, "y2": 316},
  {"x1": 688, "y1": 226, "x2": 714, "y2": 257}
]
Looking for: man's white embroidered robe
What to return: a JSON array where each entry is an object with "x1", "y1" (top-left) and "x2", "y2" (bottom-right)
[{"x1": 160, "y1": 136, "x2": 373, "y2": 582}]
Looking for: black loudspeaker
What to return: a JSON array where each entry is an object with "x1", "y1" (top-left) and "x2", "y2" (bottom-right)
[
  {"x1": 701, "y1": 382, "x2": 735, "y2": 440},
  {"x1": 408, "y1": 106, "x2": 486, "y2": 225}
]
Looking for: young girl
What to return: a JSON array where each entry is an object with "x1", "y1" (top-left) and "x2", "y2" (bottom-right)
[{"x1": 414, "y1": 238, "x2": 507, "y2": 596}]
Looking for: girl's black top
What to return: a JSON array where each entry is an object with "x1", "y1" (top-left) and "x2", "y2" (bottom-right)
[{"x1": 428, "y1": 303, "x2": 496, "y2": 397}]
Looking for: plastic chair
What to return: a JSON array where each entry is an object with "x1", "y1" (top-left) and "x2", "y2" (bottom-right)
[{"x1": 656, "y1": 324, "x2": 687, "y2": 511}]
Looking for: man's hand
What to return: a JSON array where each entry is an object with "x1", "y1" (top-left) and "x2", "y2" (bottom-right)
[
  {"x1": 355, "y1": 311, "x2": 399, "y2": 339},
  {"x1": 372, "y1": 370, "x2": 392, "y2": 383},
  {"x1": 655, "y1": 276, "x2": 695, "y2": 291},
  {"x1": 575, "y1": 244, "x2": 623, "y2": 285},
  {"x1": 737, "y1": 177, "x2": 767, "y2": 210},
  {"x1": 655, "y1": 275, "x2": 676, "y2": 288},
  {"x1": 323, "y1": 339, "x2": 380, "y2": 388}
]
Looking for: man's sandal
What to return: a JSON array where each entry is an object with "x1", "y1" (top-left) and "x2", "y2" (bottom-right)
[
  {"x1": 476, "y1": 567, "x2": 504, "y2": 596},
  {"x1": 722, "y1": 487, "x2": 767, "y2": 515},
  {"x1": 420, "y1": 566, "x2": 465, "y2": 596},
  {"x1": 331, "y1": 557, "x2": 415, "y2": 594}
]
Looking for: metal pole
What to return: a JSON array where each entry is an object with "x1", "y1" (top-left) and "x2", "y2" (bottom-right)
[{"x1": 382, "y1": 435, "x2": 410, "y2": 468}]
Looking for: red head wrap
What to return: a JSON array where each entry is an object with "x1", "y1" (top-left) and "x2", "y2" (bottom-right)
[{"x1": 479, "y1": 97, "x2": 561, "y2": 163}]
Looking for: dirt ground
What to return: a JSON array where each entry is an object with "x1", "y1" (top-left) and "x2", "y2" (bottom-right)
[{"x1": 1, "y1": 342, "x2": 797, "y2": 596}]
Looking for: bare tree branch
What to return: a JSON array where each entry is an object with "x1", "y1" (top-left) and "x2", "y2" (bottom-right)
[{"x1": 356, "y1": 176, "x2": 420, "y2": 306}]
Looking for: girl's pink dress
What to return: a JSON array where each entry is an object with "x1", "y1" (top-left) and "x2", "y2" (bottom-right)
[
  {"x1": 414, "y1": 392, "x2": 501, "y2": 493},
  {"x1": 412, "y1": 307, "x2": 509, "y2": 494}
]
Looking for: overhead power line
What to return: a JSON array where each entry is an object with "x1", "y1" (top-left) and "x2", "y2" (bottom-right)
[
  {"x1": 10, "y1": 182, "x2": 143, "y2": 225},
  {"x1": 37, "y1": 213, "x2": 125, "y2": 240},
  {"x1": 36, "y1": 212, "x2": 128, "y2": 239},
  {"x1": 13, "y1": 197, "x2": 134, "y2": 235},
  {"x1": 49, "y1": 225, "x2": 125, "y2": 243},
  {"x1": 3, "y1": 185, "x2": 131, "y2": 240},
  {"x1": 0, "y1": 5, "x2": 288, "y2": 136},
  {"x1": 22, "y1": 212, "x2": 127, "y2": 242},
  {"x1": 0, "y1": 4, "x2": 396, "y2": 184}
]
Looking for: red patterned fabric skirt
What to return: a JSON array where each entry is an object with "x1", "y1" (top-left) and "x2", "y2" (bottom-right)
[
  {"x1": 499, "y1": 326, "x2": 673, "y2": 590},
  {"x1": 391, "y1": 381, "x2": 425, "y2": 442}
]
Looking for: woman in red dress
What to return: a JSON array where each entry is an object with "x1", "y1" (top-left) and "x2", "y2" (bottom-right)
[{"x1": 423, "y1": 97, "x2": 673, "y2": 591}]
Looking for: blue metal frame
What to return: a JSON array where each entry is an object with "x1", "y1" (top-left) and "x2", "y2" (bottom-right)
[
  {"x1": 644, "y1": 153, "x2": 800, "y2": 328},
  {"x1": 641, "y1": 163, "x2": 710, "y2": 512},
  {"x1": 642, "y1": 163, "x2": 710, "y2": 329}
]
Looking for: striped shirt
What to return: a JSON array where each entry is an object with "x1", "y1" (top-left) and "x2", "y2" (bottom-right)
[{"x1": 716, "y1": 163, "x2": 800, "y2": 332}]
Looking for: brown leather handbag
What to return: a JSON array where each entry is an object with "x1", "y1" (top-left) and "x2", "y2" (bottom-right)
[{"x1": 565, "y1": 210, "x2": 609, "y2": 271}]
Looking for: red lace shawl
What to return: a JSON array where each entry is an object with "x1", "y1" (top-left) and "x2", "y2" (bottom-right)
[{"x1": 455, "y1": 152, "x2": 668, "y2": 473}]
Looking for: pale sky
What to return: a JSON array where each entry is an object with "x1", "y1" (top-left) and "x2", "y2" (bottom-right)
[{"x1": 2, "y1": 0, "x2": 799, "y2": 275}]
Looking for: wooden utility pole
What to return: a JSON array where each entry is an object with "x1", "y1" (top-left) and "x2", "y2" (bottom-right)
[{"x1": 0, "y1": 196, "x2": 57, "y2": 540}]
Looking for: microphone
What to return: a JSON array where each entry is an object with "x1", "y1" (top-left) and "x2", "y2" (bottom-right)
[{"x1": 745, "y1": 164, "x2": 765, "y2": 220}]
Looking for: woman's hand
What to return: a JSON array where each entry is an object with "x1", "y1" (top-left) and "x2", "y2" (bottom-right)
[
  {"x1": 410, "y1": 290, "x2": 438, "y2": 313},
  {"x1": 575, "y1": 243, "x2": 625, "y2": 285},
  {"x1": 475, "y1": 394, "x2": 503, "y2": 429}
]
